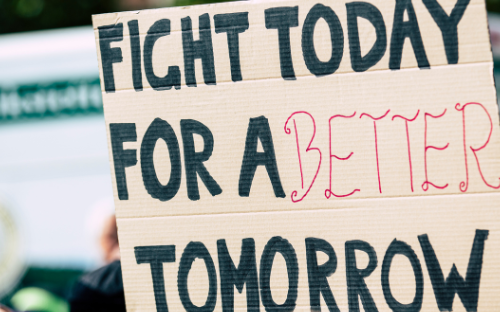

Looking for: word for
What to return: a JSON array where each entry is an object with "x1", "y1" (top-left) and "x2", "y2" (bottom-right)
[
  {"x1": 98, "y1": 0, "x2": 469, "y2": 92},
  {"x1": 110, "y1": 116, "x2": 283, "y2": 201},
  {"x1": 285, "y1": 103, "x2": 500, "y2": 202},
  {"x1": 135, "y1": 229, "x2": 488, "y2": 312}
]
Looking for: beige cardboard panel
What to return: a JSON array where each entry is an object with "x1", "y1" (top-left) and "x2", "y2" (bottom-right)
[
  {"x1": 117, "y1": 192, "x2": 500, "y2": 312},
  {"x1": 93, "y1": 1, "x2": 500, "y2": 311},
  {"x1": 92, "y1": 0, "x2": 491, "y2": 92},
  {"x1": 103, "y1": 62, "x2": 500, "y2": 219}
]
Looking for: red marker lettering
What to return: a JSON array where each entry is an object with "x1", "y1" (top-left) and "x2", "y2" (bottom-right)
[
  {"x1": 360, "y1": 109, "x2": 390, "y2": 193},
  {"x1": 284, "y1": 111, "x2": 322, "y2": 202},
  {"x1": 392, "y1": 110, "x2": 420, "y2": 192},
  {"x1": 422, "y1": 109, "x2": 449, "y2": 191},
  {"x1": 325, "y1": 112, "x2": 360, "y2": 198},
  {"x1": 455, "y1": 102, "x2": 500, "y2": 191}
]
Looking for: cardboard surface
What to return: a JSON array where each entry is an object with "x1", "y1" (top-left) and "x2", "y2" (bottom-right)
[{"x1": 93, "y1": 0, "x2": 500, "y2": 311}]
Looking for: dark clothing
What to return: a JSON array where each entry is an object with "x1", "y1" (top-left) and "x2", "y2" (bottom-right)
[{"x1": 68, "y1": 260, "x2": 126, "y2": 312}]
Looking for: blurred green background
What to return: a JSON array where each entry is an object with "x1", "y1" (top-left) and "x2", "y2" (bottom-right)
[
  {"x1": 0, "y1": 0, "x2": 232, "y2": 34},
  {"x1": 0, "y1": 0, "x2": 500, "y2": 34},
  {"x1": 1, "y1": 0, "x2": 500, "y2": 311}
]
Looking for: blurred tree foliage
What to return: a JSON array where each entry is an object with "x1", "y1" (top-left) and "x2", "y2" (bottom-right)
[
  {"x1": 0, "y1": 0, "x2": 115, "y2": 34},
  {"x1": 487, "y1": 0, "x2": 500, "y2": 14},
  {"x1": 0, "y1": 0, "x2": 231, "y2": 34},
  {"x1": 0, "y1": 0, "x2": 499, "y2": 35}
]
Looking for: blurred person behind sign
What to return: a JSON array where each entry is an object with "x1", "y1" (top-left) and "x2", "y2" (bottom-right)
[{"x1": 68, "y1": 214, "x2": 125, "y2": 312}]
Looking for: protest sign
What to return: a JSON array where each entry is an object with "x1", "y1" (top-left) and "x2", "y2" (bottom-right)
[{"x1": 93, "y1": 0, "x2": 500, "y2": 311}]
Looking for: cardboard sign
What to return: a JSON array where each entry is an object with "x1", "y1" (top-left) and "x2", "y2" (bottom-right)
[{"x1": 93, "y1": 0, "x2": 500, "y2": 311}]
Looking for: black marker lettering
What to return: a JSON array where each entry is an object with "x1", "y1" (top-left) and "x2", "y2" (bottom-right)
[
  {"x1": 305, "y1": 238, "x2": 340, "y2": 312},
  {"x1": 389, "y1": 0, "x2": 429, "y2": 70},
  {"x1": 260, "y1": 237, "x2": 298, "y2": 312},
  {"x1": 346, "y1": 2, "x2": 387, "y2": 72},
  {"x1": 418, "y1": 230, "x2": 488, "y2": 312},
  {"x1": 182, "y1": 14, "x2": 216, "y2": 87},
  {"x1": 178, "y1": 242, "x2": 218, "y2": 312},
  {"x1": 98, "y1": 23, "x2": 123, "y2": 93},
  {"x1": 265, "y1": 6, "x2": 299, "y2": 80},
  {"x1": 218, "y1": 238, "x2": 259, "y2": 312},
  {"x1": 214, "y1": 12, "x2": 250, "y2": 82},
  {"x1": 110, "y1": 123, "x2": 137, "y2": 200},
  {"x1": 302, "y1": 4, "x2": 344, "y2": 76},
  {"x1": 141, "y1": 118, "x2": 182, "y2": 201},
  {"x1": 345, "y1": 240, "x2": 378, "y2": 312},
  {"x1": 422, "y1": 0, "x2": 470, "y2": 64},
  {"x1": 128, "y1": 20, "x2": 143, "y2": 91},
  {"x1": 239, "y1": 116, "x2": 285, "y2": 198},
  {"x1": 381, "y1": 239, "x2": 423, "y2": 312},
  {"x1": 135, "y1": 245, "x2": 176, "y2": 312},
  {"x1": 144, "y1": 19, "x2": 182, "y2": 91},
  {"x1": 180, "y1": 119, "x2": 222, "y2": 201}
]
